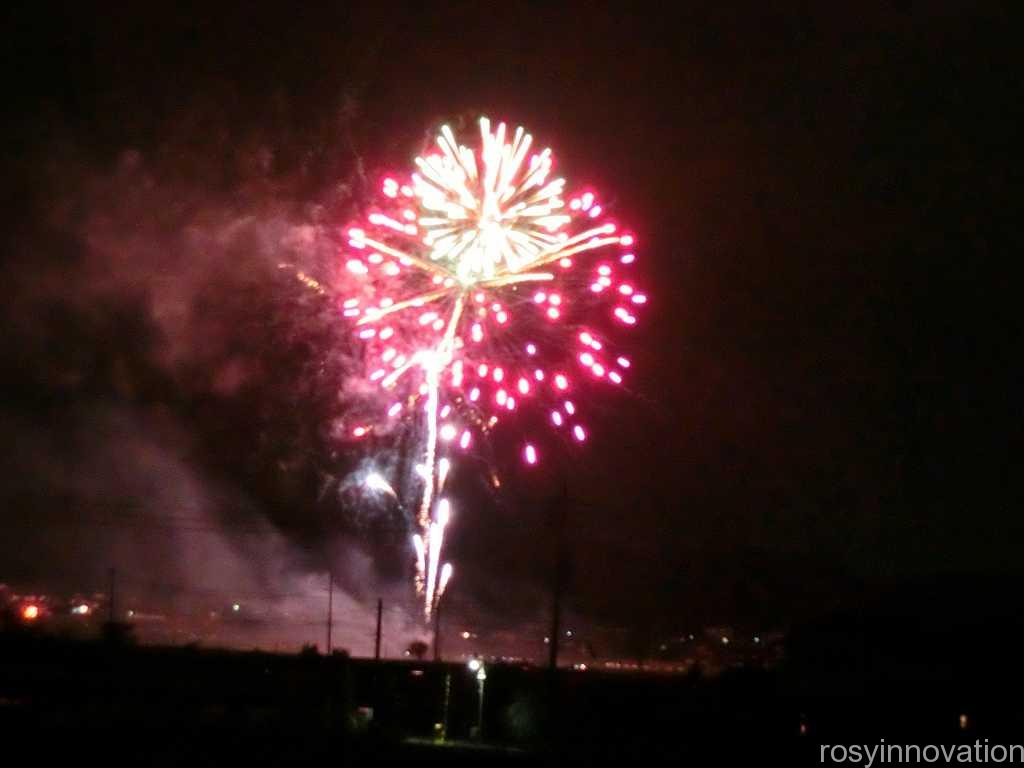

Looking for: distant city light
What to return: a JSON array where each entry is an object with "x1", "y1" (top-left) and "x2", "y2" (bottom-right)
[
  {"x1": 232, "y1": 603, "x2": 240, "y2": 612},
  {"x1": 21, "y1": 604, "x2": 39, "y2": 621},
  {"x1": 467, "y1": 659, "x2": 481, "y2": 672}
]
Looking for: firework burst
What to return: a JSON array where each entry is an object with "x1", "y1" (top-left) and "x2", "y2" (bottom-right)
[{"x1": 342, "y1": 118, "x2": 645, "y2": 617}]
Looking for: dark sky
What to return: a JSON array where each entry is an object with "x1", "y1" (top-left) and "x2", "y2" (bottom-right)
[{"x1": 0, "y1": 2, "x2": 1019, "y2": 641}]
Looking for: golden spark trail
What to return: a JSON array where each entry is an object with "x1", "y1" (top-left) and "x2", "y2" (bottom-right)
[
  {"x1": 351, "y1": 235, "x2": 454, "y2": 279},
  {"x1": 357, "y1": 287, "x2": 453, "y2": 326}
]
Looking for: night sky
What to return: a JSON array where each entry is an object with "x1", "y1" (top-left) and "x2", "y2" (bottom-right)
[{"x1": 0, "y1": 3, "x2": 1018, "y2": 648}]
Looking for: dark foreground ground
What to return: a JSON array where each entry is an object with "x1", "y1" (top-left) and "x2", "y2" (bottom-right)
[{"x1": 3, "y1": 623, "x2": 1024, "y2": 765}]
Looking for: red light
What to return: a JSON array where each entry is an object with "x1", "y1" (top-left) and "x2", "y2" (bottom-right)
[{"x1": 22, "y1": 604, "x2": 39, "y2": 621}]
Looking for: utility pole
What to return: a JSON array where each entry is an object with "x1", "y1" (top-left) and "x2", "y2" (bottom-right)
[
  {"x1": 548, "y1": 539, "x2": 562, "y2": 670},
  {"x1": 108, "y1": 567, "x2": 117, "y2": 623},
  {"x1": 548, "y1": 486, "x2": 568, "y2": 671},
  {"x1": 326, "y1": 571, "x2": 334, "y2": 654},
  {"x1": 441, "y1": 671, "x2": 452, "y2": 741},
  {"x1": 374, "y1": 598, "x2": 383, "y2": 660},
  {"x1": 544, "y1": 479, "x2": 569, "y2": 745},
  {"x1": 476, "y1": 665, "x2": 487, "y2": 741},
  {"x1": 433, "y1": 600, "x2": 442, "y2": 661}
]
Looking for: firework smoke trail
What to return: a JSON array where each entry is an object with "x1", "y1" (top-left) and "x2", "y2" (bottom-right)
[
  {"x1": 341, "y1": 118, "x2": 645, "y2": 617},
  {"x1": 416, "y1": 294, "x2": 465, "y2": 527},
  {"x1": 425, "y1": 497, "x2": 451, "y2": 614},
  {"x1": 409, "y1": 295, "x2": 465, "y2": 611}
]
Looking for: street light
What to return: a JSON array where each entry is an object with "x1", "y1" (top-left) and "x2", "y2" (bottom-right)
[{"x1": 467, "y1": 659, "x2": 486, "y2": 740}]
